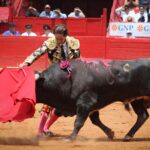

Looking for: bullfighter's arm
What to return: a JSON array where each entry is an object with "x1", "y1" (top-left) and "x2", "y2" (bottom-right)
[
  {"x1": 20, "y1": 37, "x2": 56, "y2": 66},
  {"x1": 22, "y1": 43, "x2": 48, "y2": 66}
]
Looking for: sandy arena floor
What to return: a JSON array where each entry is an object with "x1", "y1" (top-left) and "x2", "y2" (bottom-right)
[{"x1": 0, "y1": 103, "x2": 150, "y2": 150}]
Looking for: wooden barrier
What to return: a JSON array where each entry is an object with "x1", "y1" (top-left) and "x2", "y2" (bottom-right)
[
  {"x1": 0, "y1": 36, "x2": 106, "y2": 70},
  {"x1": 12, "y1": 17, "x2": 106, "y2": 36},
  {"x1": 1, "y1": 35, "x2": 150, "y2": 70},
  {"x1": 106, "y1": 37, "x2": 150, "y2": 59}
]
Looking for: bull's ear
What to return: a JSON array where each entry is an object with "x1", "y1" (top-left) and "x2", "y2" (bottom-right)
[
  {"x1": 34, "y1": 71, "x2": 45, "y2": 84},
  {"x1": 36, "y1": 76, "x2": 45, "y2": 86}
]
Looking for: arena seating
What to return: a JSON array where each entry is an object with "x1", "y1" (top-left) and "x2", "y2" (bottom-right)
[
  {"x1": 12, "y1": 17, "x2": 106, "y2": 36},
  {"x1": 1, "y1": 0, "x2": 150, "y2": 71},
  {"x1": 0, "y1": 8, "x2": 107, "y2": 36}
]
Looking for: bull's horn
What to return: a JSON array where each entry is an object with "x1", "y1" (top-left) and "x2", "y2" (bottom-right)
[{"x1": 35, "y1": 73, "x2": 40, "y2": 80}]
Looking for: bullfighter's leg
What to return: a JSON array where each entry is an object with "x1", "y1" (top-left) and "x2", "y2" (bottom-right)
[
  {"x1": 37, "y1": 111, "x2": 49, "y2": 137},
  {"x1": 124, "y1": 100, "x2": 149, "y2": 141},
  {"x1": 67, "y1": 92, "x2": 96, "y2": 141},
  {"x1": 44, "y1": 108, "x2": 60, "y2": 136},
  {"x1": 89, "y1": 111, "x2": 114, "y2": 139}
]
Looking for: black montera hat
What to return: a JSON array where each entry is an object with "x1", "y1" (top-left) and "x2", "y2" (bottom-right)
[
  {"x1": 25, "y1": 24, "x2": 32, "y2": 29},
  {"x1": 9, "y1": 22, "x2": 16, "y2": 27},
  {"x1": 43, "y1": 24, "x2": 51, "y2": 30}
]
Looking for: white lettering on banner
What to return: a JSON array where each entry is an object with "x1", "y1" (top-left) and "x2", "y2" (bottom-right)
[{"x1": 109, "y1": 22, "x2": 150, "y2": 37}]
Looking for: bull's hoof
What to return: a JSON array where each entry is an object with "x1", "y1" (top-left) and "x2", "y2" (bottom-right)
[
  {"x1": 36, "y1": 133, "x2": 44, "y2": 140},
  {"x1": 44, "y1": 131, "x2": 54, "y2": 137},
  {"x1": 123, "y1": 135, "x2": 133, "y2": 141},
  {"x1": 63, "y1": 138, "x2": 73, "y2": 143},
  {"x1": 63, "y1": 135, "x2": 76, "y2": 143},
  {"x1": 107, "y1": 130, "x2": 115, "y2": 140}
]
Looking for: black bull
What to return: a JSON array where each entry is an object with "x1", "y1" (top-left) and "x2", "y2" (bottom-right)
[{"x1": 36, "y1": 58, "x2": 150, "y2": 141}]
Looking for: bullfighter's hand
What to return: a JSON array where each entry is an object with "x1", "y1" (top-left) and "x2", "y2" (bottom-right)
[{"x1": 19, "y1": 62, "x2": 28, "y2": 68}]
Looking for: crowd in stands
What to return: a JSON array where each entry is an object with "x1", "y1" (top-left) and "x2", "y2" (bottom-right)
[
  {"x1": 115, "y1": 0, "x2": 150, "y2": 22},
  {"x1": 1, "y1": 3, "x2": 86, "y2": 36},
  {"x1": 25, "y1": 4, "x2": 85, "y2": 18},
  {"x1": 0, "y1": 1, "x2": 85, "y2": 18},
  {"x1": 0, "y1": 0, "x2": 9, "y2": 6},
  {"x1": 2, "y1": 22, "x2": 54, "y2": 37}
]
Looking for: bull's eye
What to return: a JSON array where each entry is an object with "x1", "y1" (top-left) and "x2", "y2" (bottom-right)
[{"x1": 123, "y1": 63, "x2": 130, "y2": 72}]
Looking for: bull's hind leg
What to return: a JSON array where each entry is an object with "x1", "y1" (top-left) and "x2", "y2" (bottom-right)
[
  {"x1": 89, "y1": 111, "x2": 114, "y2": 139},
  {"x1": 124, "y1": 100, "x2": 149, "y2": 141}
]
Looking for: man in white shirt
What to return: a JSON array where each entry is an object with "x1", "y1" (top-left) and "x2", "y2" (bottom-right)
[
  {"x1": 21, "y1": 24, "x2": 37, "y2": 36},
  {"x1": 115, "y1": 5, "x2": 136, "y2": 22},
  {"x1": 42, "y1": 24, "x2": 54, "y2": 37},
  {"x1": 68, "y1": 7, "x2": 85, "y2": 18}
]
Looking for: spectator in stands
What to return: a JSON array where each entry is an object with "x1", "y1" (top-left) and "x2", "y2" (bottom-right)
[
  {"x1": 135, "y1": 6, "x2": 148, "y2": 22},
  {"x1": 124, "y1": 31, "x2": 135, "y2": 38},
  {"x1": 141, "y1": 0, "x2": 150, "y2": 12},
  {"x1": 21, "y1": 24, "x2": 37, "y2": 36},
  {"x1": 125, "y1": 16, "x2": 135, "y2": 22},
  {"x1": 68, "y1": 7, "x2": 85, "y2": 18},
  {"x1": 42, "y1": 24, "x2": 54, "y2": 37},
  {"x1": 0, "y1": 0, "x2": 9, "y2": 6},
  {"x1": 2, "y1": 22, "x2": 20, "y2": 36},
  {"x1": 25, "y1": 6, "x2": 39, "y2": 17},
  {"x1": 141, "y1": 0, "x2": 150, "y2": 21},
  {"x1": 39, "y1": 4, "x2": 54, "y2": 18},
  {"x1": 125, "y1": 0, "x2": 139, "y2": 8},
  {"x1": 52, "y1": 8, "x2": 67, "y2": 18},
  {"x1": 140, "y1": 0, "x2": 150, "y2": 5},
  {"x1": 120, "y1": 0, "x2": 139, "y2": 16},
  {"x1": 115, "y1": 5, "x2": 135, "y2": 22}
]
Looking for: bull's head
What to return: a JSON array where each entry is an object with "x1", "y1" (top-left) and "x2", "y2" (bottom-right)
[{"x1": 111, "y1": 62, "x2": 131, "y2": 84}]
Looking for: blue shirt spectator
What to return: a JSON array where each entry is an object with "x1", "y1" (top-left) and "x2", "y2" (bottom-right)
[
  {"x1": 39, "y1": 4, "x2": 54, "y2": 18},
  {"x1": 52, "y1": 9, "x2": 67, "y2": 18},
  {"x1": 2, "y1": 22, "x2": 20, "y2": 36}
]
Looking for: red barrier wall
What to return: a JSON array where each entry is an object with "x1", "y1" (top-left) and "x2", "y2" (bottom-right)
[
  {"x1": 106, "y1": 37, "x2": 150, "y2": 59},
  {"x1": 1, "y1": 36, "x2": 150, "y2": 70},
  {"x1": 12, "y1": 17, "x2": 106, "y2": 36},
  {"x1": 0, "y1": 36, "x2": 106, "y2": 70}
]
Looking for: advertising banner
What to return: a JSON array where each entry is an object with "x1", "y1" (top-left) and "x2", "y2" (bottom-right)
[{"x1": 109, "y1": 22, "x2": 150, "y2": 37}]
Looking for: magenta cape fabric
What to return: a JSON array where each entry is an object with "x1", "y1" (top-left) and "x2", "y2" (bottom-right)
[{"x1": 0, "y1": 66, "x2": 36, "y2": 122}]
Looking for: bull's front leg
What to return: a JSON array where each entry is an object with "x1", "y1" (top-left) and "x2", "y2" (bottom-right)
[
  {"x1": 66, "y1": 91, "x2": 97, "y2": 141},
  {"x1": 67, "y1": 104, "x2": 89, "y2": 141}
]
